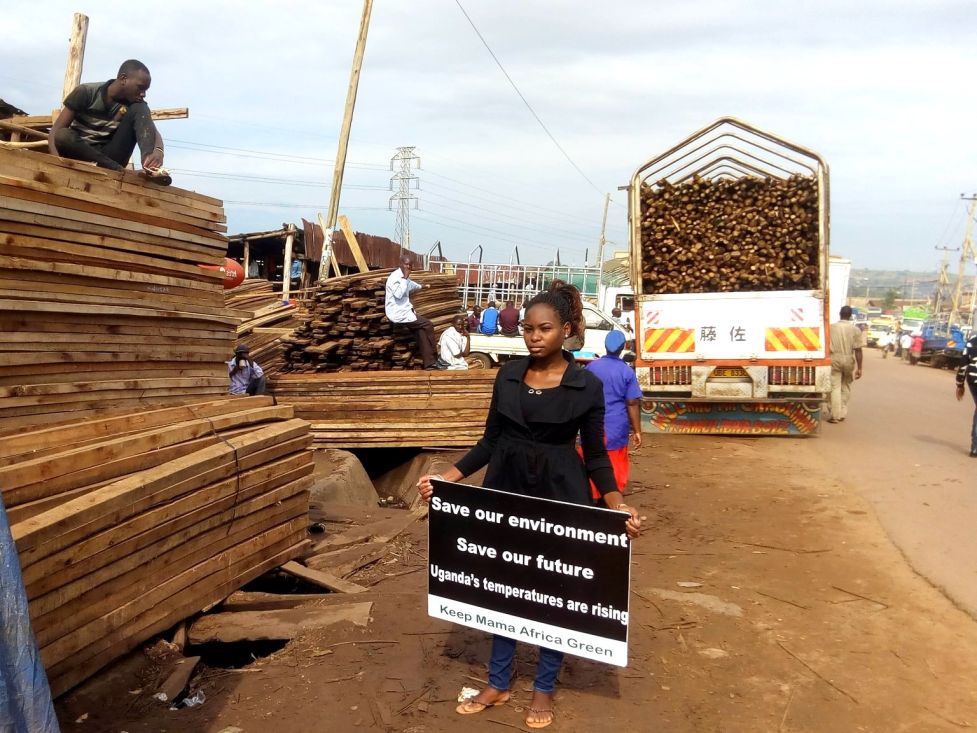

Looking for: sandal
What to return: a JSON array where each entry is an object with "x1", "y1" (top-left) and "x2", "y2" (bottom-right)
[
  {"x1": 455, "y1": 691, "x2": 510, "y2": 715},
  {"x1": 141, "y1": 166, "x2": 172, "y2": 186},
  {"x1": 526, "y1": 706, "x2": 555, "y2": 729}
]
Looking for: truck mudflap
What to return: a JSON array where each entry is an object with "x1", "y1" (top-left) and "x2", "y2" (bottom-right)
[{"x1": 641, "y1": 399, "x2": 821, "y2": 436}]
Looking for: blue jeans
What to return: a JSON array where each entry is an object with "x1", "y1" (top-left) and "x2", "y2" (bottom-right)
[{"x1": 488, "y1": 635, "x2": 564, "y2": 693}]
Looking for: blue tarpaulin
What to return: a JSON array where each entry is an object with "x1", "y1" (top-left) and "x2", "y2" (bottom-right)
[{"x1": 0, "y1": 492, "x2": 60, "y2": 733}]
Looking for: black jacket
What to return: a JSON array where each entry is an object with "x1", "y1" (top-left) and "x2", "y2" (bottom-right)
[
  {"x1": 455, "y1": 353, "x2": 617, "y2": 505},
  {"x1": 957, "y1": 335, "x2": 977, "y2": 389}
]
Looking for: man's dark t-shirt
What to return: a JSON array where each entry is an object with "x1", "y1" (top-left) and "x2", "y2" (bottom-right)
[
  {"x1": 63, "y1": 80, "x2": 125, "y2": 146},
  {"x1": 499, "y1": 306, "x2": 520, "y2": 336}
]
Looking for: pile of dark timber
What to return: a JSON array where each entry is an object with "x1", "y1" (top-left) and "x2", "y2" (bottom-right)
[
  {"x1": 640, "y1": 174, "x2": 820, "y2": 293},
  {"x1": 1, "y1": 396, "x2": 313, "y2": 696},
  {"x1": 226, "y1": 279, "x2": 305, "y2": 376},
  {"x1": 281, "y1": 269, "x2": 463, "y2": 372},
  {"x1": 271, "y1": 370, "x2": 495, "y2": 448},
  {"x1": 0, "y1": 147, "x2": 237, "y2": 430}
]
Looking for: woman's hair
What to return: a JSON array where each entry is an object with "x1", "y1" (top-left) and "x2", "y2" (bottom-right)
[{"x1": 524, "y1": 279, "x2": 583, "y2": 337}]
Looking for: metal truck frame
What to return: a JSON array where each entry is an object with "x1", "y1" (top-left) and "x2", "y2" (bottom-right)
[{"x1": 629, "y1": 117, "x2": 831, "y2": 436}]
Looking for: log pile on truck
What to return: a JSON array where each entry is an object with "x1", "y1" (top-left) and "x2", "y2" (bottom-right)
[
  {"x1": 280, "y1": 269, "x2": 463, "y2": 372},
  {"x1": 640, "y1": 174, "x2": 819, "y2": 294}
]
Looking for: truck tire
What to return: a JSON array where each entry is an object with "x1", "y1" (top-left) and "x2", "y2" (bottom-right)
[{"x1": 468, "y1": 352, "x2": 494, "y2": 369}]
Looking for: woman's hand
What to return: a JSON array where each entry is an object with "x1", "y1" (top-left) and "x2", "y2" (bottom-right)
[
  {"x1": 616, "y1": 504, "x2": 642, "y2": 539},
  {"x1": 416, "y1": 474, "x2": 443, "y2": 503}
]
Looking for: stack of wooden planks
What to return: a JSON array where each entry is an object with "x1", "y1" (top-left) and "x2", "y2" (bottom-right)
[
  {"x1": 0, "y1": 146, "x2": 236, "y2": 431},
  {"x1": 270, "y1": 371, "x2": 495, "y2": 448},
  {"x1": 226, "y1": 279, "x2": 305, "y2": 376},
  {"x1": 1, "y1": 396, "x2": 313, "y2": 696},
  {"x1": 281, "y1": 269, "x2": 464, "y2": 372}
]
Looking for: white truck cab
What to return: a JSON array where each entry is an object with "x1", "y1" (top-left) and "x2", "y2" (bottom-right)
[{"x1": 467, "y1": 302, "x2": 630, "y2": 367}]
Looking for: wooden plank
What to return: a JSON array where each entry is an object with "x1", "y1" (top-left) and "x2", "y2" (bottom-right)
[
  {"x1": 337, "y1": 215, "x2": 370, "y2": 273},
  {"x1": 42, "y1": 523, "x2": 307, "y2": 678},
  {"x1": 187, "y1": 602, "x2": 372, "y2": 644},
  {"x1": 13, "y1": 419, "x2": 309, "y2": 555},
  {"x1": 45, "y1": 538, "x2": 308, "y2": 697},
  {"x1": 0, "y1": 192, "x2": 225, "y2": 251},
  {"x1": 0, "y1": 405, "x2": 292, "y2": 498},
  {"x1": 0, "y1": 175, "x2": 227, "y2": 232},
  {"x1": 156, "y1": 656, "x2": 200, "y2": 704},
  {"x1": 281, "y1": 561, "x2": 368, "y2": 594},
  {"x1": 0, "y1": 298, "x2": 241, "y2": 327},
  {"x1": 22, "y1": 452, "x2": 312, "y2": 596},
  {"x1": 31, "y1": 491, "x2": 309, "y2": 645}
]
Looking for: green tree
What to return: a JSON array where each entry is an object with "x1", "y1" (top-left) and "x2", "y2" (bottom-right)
[{"x1": 883, "y1": 288, "x2": 898, "y2": 310}]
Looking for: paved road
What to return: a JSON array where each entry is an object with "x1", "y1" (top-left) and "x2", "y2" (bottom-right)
[{"x1": 808, "y1": 347, "x2": 977, "y2": 616}]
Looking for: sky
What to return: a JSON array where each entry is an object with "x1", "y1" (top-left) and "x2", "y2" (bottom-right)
[{"x1": 2, "y1": 0, "x2": 975, "y2": 272}]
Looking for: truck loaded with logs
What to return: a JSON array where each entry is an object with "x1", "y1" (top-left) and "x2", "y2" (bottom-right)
[{"x1": 628, "y1": 117, "x2": 831, "y2": 435}]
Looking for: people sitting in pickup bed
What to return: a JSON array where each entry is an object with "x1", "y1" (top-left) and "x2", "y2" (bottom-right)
[
  {"x1": 467, "y1": 305, "x2": 482, "y2": 334},
  {"x1": 499, "y1": 301, "x2": 520, "y2": 336},
  {"x1": 480, "y1": 302, "x2": 500, "y2": 335},
  {"x1": 438, "y1": 314, "x2": 470, "y2": 370}
]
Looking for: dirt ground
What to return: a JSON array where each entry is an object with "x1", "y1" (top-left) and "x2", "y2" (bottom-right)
[{"x1": 56, "y1": 423, "x2": 977, "y2": 732}]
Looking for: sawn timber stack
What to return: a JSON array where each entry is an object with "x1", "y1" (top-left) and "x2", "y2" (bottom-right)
[
  {"x1": 271, "y1": 370, "x2": 495, "y2": 448},
  {"x1": 281, "y1": 269, "x2": 463, "y2": 372},
  {"x1": 1, "y1": 396, "x2": 313, "y2": 696},
  {"x1": 0, "y1": 147, "x2": 238, "y2": 430}
]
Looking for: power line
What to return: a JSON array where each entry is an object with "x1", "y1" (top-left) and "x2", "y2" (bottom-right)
[
  {"x1": 166, "y1": 139, "x2": 387, "y2": 169},
  {"x1": 453, "y1": 0, "x2": 604, "y2": 197},
  {"x1": 225, "y1": 200, "x2": 386, "y2": 210},
  {"x1": 421, "y1": 191, "x2": 599, "y2": 245},
  {"x1": 169, "y1": 168, "x2": 386, "y2": 189},
  {"x1": 413, "y1": 210, "x2": 587, "y2": 258},
  {"x1": 422, "y1": 171, "x2": 600, "y2": 226}
]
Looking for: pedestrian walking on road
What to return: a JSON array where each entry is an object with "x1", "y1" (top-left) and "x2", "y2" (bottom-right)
[
  {"x1": 828, "y1": 306, "x2": 864, "y2": 423},
  {"x1": 384, "y1": 255, "x2": 438, "y2": 370},
  {"x1": 585, "y1": 330, "x2": 643, "y2": 495},
  {"x1": 955, "y1": 333, "x2": 977, "y2": 457},
  {"x1": 416, "y1": 281, "x2": 641, "y2": 730}
]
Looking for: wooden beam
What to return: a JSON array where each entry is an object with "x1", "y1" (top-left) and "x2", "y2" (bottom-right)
[
  {"x1": 281, "y1": 224, "x2": 296, "y2": 301},
  {"x1": 338, "y1": 215, "x2": 370, "y2": 273},
  {"x1": 61, "y1": 13, "x2": 89, "y2": 104},
  {"x1": 319, "y1": 0, "x2": 374, "y2": 279}
]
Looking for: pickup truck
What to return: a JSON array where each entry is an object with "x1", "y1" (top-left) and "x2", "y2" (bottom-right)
[
  {"x1": 467, "y1": 302, "x2": 629, "y2": 367},
  {"x1": 919, "y1": 321, "x2": 966, "y2": 368}
]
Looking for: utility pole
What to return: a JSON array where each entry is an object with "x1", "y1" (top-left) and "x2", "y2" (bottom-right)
[
  {"x1": 318, "y1": 0, "x2": 374, "y2": 281},
  {"x1": 934, "y1": 245, "x2": 959, "y2": 315},
  {"x1": 595, "y1": 193, "x2": 611, "y2": 292},
  {"x1": 950, "y1": 194, "x2": 977, "y2": 326},
  {"x1": 389, "y1": 146, "x2": 420, "y2": 253}
]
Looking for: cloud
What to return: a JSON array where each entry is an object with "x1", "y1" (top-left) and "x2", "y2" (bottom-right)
[{"x1": 2, "y1": 0, "x2": 975, "y2": 269}]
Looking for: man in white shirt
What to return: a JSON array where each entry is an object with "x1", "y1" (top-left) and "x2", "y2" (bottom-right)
[
  {"x1": 385, "y1": 255, "x2": 438, "y2": 369},
  {"x1": 438, "y1": 315, "x2": 470, "y2": 370}
]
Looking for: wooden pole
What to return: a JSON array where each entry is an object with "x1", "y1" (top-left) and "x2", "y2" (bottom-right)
[
  {"x1": 281, "y1": 224, "x2": 297, "y2": 302},
  {"x1": 60, "y1": 13, "x2": 89, "y2": 105},
  {"x1": 318, "y1": 0, "x2": 375, "y2": 281},
  {"x1": 243, "y1": 239, "x2": 251, "y2": 279}
]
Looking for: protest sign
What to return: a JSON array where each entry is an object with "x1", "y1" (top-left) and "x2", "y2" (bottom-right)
[{"x1": 427, "y1": 478, "x2": 631, "y2": 666}]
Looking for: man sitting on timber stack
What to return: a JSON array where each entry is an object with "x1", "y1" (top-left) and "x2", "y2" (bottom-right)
[
  {"x1": 385, "y1": 255, "x2": 439, "y2": 370},
  {"x1": 49, "y1": 59, "x2": 171, "y2": 185}
]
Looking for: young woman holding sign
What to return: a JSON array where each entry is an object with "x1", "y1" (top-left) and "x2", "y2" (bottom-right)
[{"x1": 417, "y1": 280, "x2": 641, "y2": 730}]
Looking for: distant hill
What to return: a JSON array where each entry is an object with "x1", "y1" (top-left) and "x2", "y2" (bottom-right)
[{"x1": 848, "y1": 268, "x2": 940, "y2": 299}]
